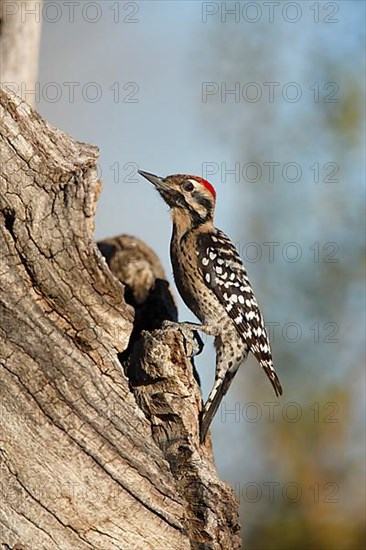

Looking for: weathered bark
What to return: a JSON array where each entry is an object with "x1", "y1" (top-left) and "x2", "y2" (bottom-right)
[
  {"x1": 0, "y1": 88, "x2": 241, "y2": 549},
  {"x1": 0, "y1": 0, "x2": 43, "y2": 106}
]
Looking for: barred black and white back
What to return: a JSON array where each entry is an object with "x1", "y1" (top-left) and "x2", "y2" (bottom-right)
[
  {"x1": 197, "y1": 229, "x2": 282, "y2": 394},
  {"x1": 197, "y1": 229, "x2": 282, "y2": 440}
]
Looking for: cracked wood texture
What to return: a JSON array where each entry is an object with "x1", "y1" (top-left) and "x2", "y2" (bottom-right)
[{"x1": 0, "y1": 88, "x2": 241, "y2": 550}]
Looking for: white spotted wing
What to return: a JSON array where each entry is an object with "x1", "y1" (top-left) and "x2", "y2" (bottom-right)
[{"x1": 197, "y1": 229, "x2": 282, "y2": 396}]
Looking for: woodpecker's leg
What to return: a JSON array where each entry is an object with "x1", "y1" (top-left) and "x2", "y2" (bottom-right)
[
  {"x1": 166, "y1": 321, "x2": 220, "y2": 337},
  {"x1": 162, "y1": 320, "x2": 220, "y2": 341}
]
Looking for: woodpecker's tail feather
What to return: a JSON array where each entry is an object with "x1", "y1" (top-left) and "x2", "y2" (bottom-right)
[
  {"x1": 261, "y1": 361, "x2": 283, "y2": 397},
  {"x1": 200, "y1": 368, "x2": 237, "y2": 443},
  {"x1": 200, "y1": 362, "x2": 282, "y2": 443}
]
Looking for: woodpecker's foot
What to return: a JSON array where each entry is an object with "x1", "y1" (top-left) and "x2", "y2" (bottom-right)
[
  {"x1": 175, "y1": 321, "x2": 220, "y2": 338},
  {"x1": 162, "y1": 320, "x2": 204, "y2": 357}
]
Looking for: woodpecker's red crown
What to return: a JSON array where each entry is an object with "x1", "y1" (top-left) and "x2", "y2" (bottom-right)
[{"x1": 184, "y1": 175, "x2": 216, "y2": 200}]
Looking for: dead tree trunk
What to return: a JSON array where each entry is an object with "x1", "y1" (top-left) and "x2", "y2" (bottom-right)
[
  {"x1": 0, "y1": 88, "x2": 240, "y2": 549},
  {"x1": 0, "y1": 0, "x2": 43, "y2": 106}
]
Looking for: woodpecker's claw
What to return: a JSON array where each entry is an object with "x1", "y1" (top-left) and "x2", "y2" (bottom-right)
[
  {"x1": 191, "y1": 331, "x2": 204, "y2": 356},
  {"x1": 162, "y1": 320, "x2": 204, "y2": 357}
]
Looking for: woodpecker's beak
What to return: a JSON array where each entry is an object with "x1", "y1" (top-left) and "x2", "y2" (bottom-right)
[
  {"x1": 138, "y1": 170, "x2": 166, "y2": 190},
  {"x1": 139, "y1": 170, "x2": 178, "y2": 207}
]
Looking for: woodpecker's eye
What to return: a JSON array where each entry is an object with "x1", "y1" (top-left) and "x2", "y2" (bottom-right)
[{"x1": 183, "y1": 181, "x2": 194, "y2": 192}]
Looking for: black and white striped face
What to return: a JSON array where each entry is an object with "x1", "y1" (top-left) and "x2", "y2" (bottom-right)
[{"x1": 139, "y1": 171, "x2": 216, "y2": 224}]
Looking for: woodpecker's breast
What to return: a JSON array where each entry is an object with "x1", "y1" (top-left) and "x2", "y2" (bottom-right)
[{"x1": 170, "y1": 229, "x2": 227, "y2": 324}]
